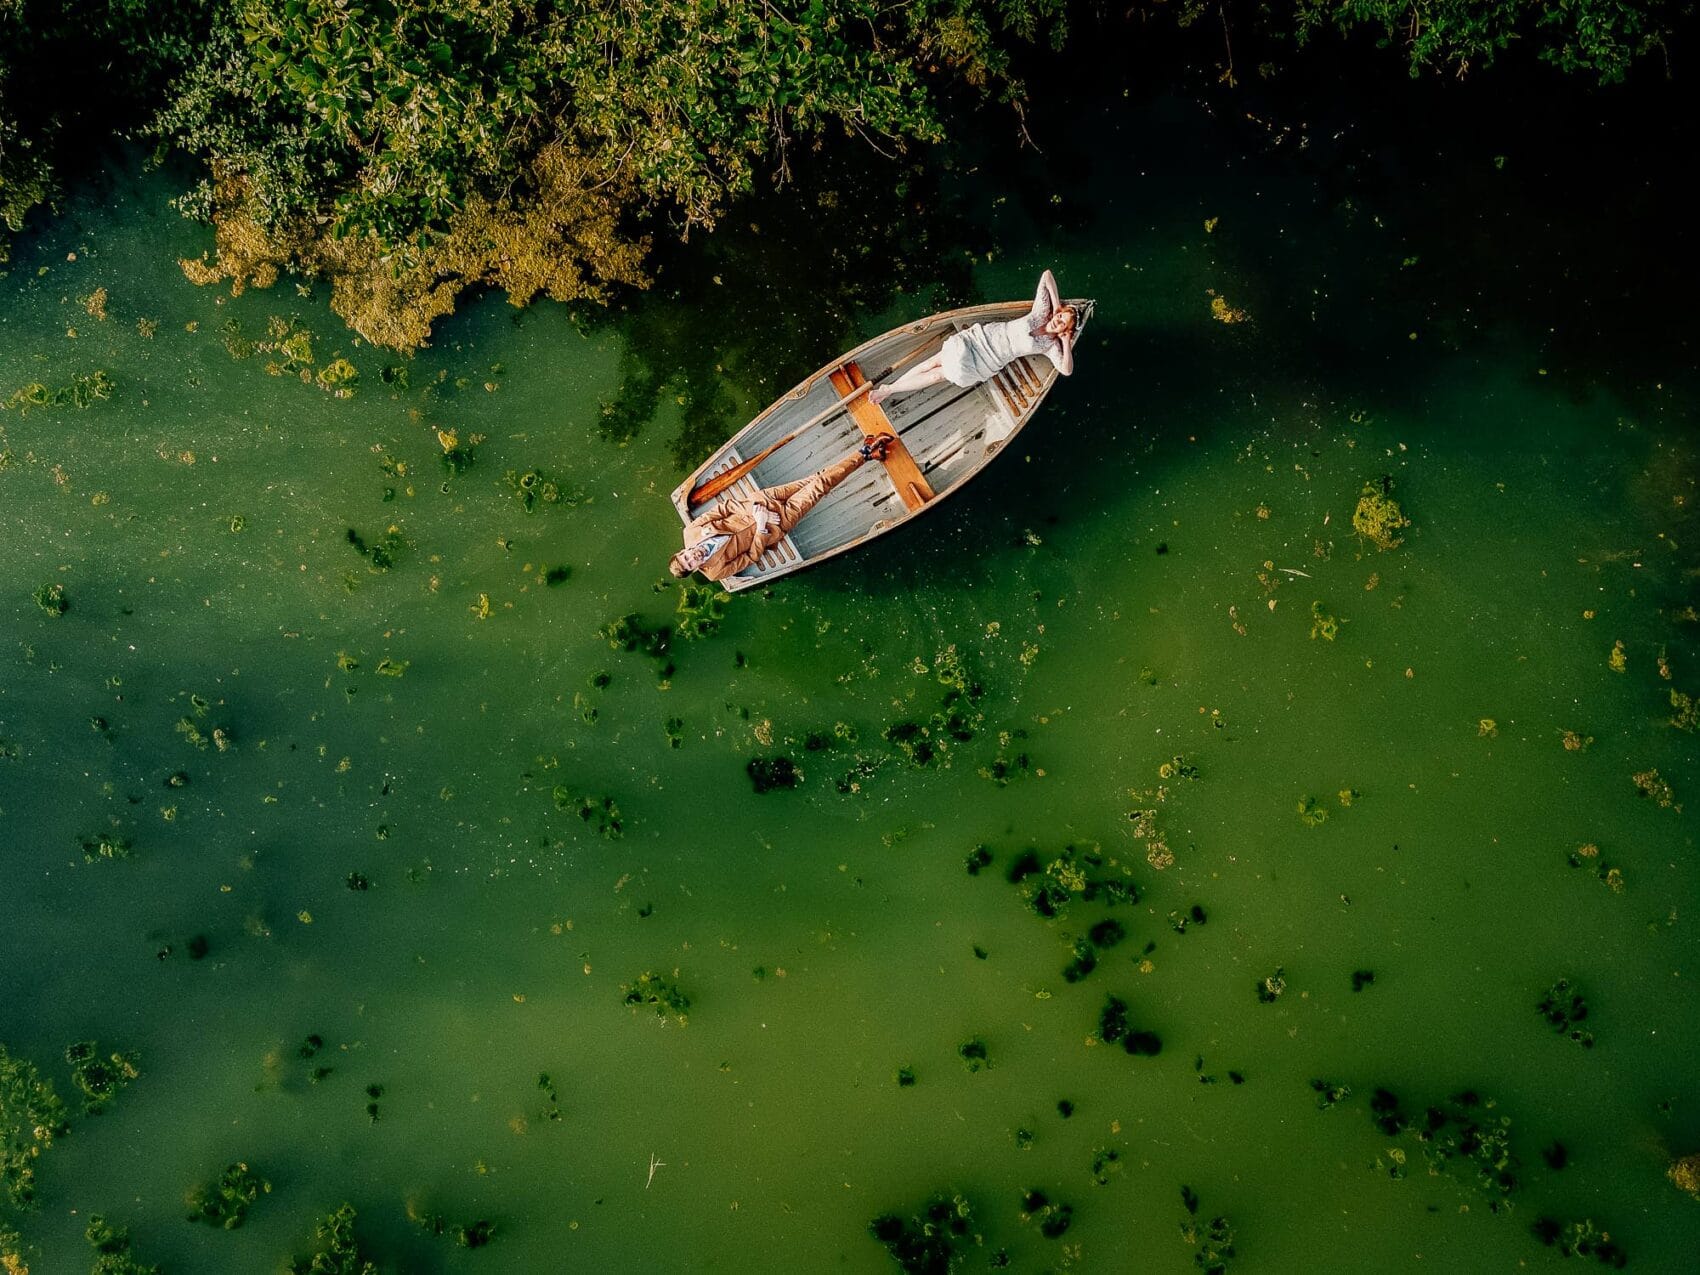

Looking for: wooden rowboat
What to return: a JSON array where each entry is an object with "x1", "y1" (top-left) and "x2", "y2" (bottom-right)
[{"x1": 670, "y1": 296, "x2": 1092, "y2": 591}]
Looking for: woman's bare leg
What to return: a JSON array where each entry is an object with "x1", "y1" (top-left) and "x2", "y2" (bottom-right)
[{"x1": 869, "y1": 358, "x2": 947, "y2": 405}]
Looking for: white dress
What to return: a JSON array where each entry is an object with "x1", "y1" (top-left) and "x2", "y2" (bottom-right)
[{"x1": 939, "y1": 273, "x2": 1070, "y2": 388}]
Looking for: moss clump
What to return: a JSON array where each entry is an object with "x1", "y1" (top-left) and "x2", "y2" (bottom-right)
[
  {"x1": 1671, "y1": 689, "x2": 1699, "y2": 732},
  {"x1": 288, "y1": 1203, "x2": 377, "y2": 1275},
  {"x1": 965, "y1": 845, "x2": 993, "y2": 876},
  {"x1": 407, "y1": 1200, "x2": 494, "y2": 1249},
  {"x1": 1018, "y1": 1188, "x2": 1073, "y2": 1238},
  {"x1": 1531, "y1": 1217, "x2": 1626, "y2": 1267},
  {"x1": 85, "y1": 1216, "x2": 160, "y2": 1275},
  {"x1": 1351, "y1": 969, "x2": 1376, "y2": 992},
  {"x1": 2, "y1": 1044, "x2": 69, "y2": 1209},
  {"x1": 600, "y1": 614, "x2": 674, "y2": 679},
  {"x1": 1537, "y1": 978, "x2": 1594, "y2": 1048},
  {"x1": 1352, "y1": 477, "x2": 1411, "y2": 551},
  {"x1": 958, "y1": 1039, "x2": 990, "y2": 1072},
  {"x1": 1632, "y1": 767, "x2": 1676, "y2": 807},
  {"x1": 1255, "y1": 968, "x2": 1287, "y2": 1003},
  {"x1": 896, "y1": 1066, "x2": 916, "y2": 1087},
  {"x1": 1297, "y1": 796, "x2": 1328, "y2": 826},
  {"x1": 746, "y1": 756, "x2": 799, "y2": 794},
  {"x1": 1607, "y1": 640, "x2": 1627, "y2": 673},
  {"x1": 31, "y1": 583, "x2": 67, "y2": 616},
  {"x1": 622, "y1": 971, "x2": 689, "y2": 1024},
  {"x1": 64, "y1": 1042, "x2": 138, "y2": 1114},
  {"x1": 185, "y1": 1161, "x2": 270, "y2": 1229},
  {"x1": 79, "y1": 831, "x2": 132, "y2": 862},
  {"x1": 1309, "y1": 601, "x2": 1339, "y2": 641},
  {"x1": 868, "y1": 1193, "x2": 975, "y2": 1274}
]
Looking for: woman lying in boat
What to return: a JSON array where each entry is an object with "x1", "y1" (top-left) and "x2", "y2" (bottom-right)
[
  {"x1": 670, "y1": 437, "x2": 891, "y2": 581},
  {"x1": 867, "y1": 269, "x2": 1077, "y2": 406}
]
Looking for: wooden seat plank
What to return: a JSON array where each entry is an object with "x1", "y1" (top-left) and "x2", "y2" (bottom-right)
[{"x1": 828, "y1": 364, "x2": 934, "y2": 512}]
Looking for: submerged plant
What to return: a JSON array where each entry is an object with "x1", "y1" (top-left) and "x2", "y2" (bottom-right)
[
  {"x1": 1367, "y1": 1088, "x2": 1519, "y2": 1201},
  {"x1": 346, "y1": 525, "x2": 404, "y2": 571},
  {"x1": 79, "y1": 831, "x2": 133, "y2": 862},
  {"x1": 3, "y1": 370, "x2": 114, "y2": 414},
  {"x1": 1256, "y1": 969, "x2": 1287, "y2": 1004},
  {"x1": 185, "y1": 1161, "x2": 270, "y2": 1228},
  {"x1": 622, "y1": 971, "x2": 689, "y2": 1024},
  {"x1": 1180, "y1": 1209, "x2": 1236, "y2": 1275},
  {"x1": 1309, "y1": 601, "x2": 1340, "y2": 641},
  {"x1": 504, "y1": 468, "x2": 579, "y2": 513},
  {"x1": 1352, "y1": 477, "x2": 1411, "y2": 551},
  {"x1": 1531, "y1": 1217, "x2": 1627, "y2": 1267},
  {"x1": 64, "y1": 1042, "x2": 138, "y2": 1114},
  {"x1": 288, "y1": 1203, "x2": 378, "y2": 1275},
  {"x1": 551, "y1": 787, "x2": 623, "y2": 837},
  {"x1": 1018, "y1": 1188, "x2": 1073, "y2": 1238},
  {"x1": 1014, "y1": 845, "x2": 1137, "y2": 920},
  {"x1": 746, "y1": 756, "x2": 799, "y2": 794},
  {"x1": 1311, "y1": 1079, "x2": 1352, "y2": 1110},
  {"x1": 1537, "y1": 978, "x2": 1594, "y2": 1048},
  {"x1": 674, "y1": 580, "x2": 729, "y2": 640},
  {"x1": 2, "y1": 1044, "x2": 69, "y2": 1209},
  {"x1": 867, "y1": 1192, "x2": 975, "y2": 1274},
  {"x1": 1297, "y1": 797, "x2": 1328, "y2": 827},
  {"x1": 958, "y1": 1038, "x2": 990, "y2": 1072}
]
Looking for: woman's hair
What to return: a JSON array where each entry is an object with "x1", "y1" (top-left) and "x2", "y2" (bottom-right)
[{"x1": 1054, "y1": 304, "x2": 1078, "y2": 331}]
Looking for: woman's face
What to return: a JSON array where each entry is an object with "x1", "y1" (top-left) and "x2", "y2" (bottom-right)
[{"x1": 1045, "y1": 307, "x2": 1076, "y2": 337}]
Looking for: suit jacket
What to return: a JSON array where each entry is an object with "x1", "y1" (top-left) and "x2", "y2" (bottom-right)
[{"x1": 681, "y1": 495, "x2": 782, "y2": 581}]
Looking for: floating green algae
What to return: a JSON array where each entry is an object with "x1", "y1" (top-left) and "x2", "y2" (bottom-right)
[
  {"x1": 1, "y1": 1044, "x2": 68, "y2": 1209},
  {"x1": 1352, "y1": 477, "x2": 1411, "y2": 550},
  {"x1": 85, "y1": 1215, "x2": 160, "y2": 1275},
  {"x1": 2, "y1": 369, "x2": 114, "y2": 413},
  {"x1": 64, "y1": 1041, "x2": 138, "y2": 1114},
  {"x1": 31, "y1": 582, "x2": 67, "y2": 616},
  {"x1": 288, "y1": 1203, "x2": 377, "y2": 1275},
  {"x1": 184, "y1": 1161, "x2": 270, "y2": 1229},
  {"x1": 867, "y1": 1193, "x2": 975, "y2": 1274},
  {"x1": 622, "y1": 971, "x2": 690, "y2": 1024}
]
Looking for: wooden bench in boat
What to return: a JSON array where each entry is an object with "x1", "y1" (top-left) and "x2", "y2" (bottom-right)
[
  {"x1": 828, "y1": 363, "x2": 935, "y2": 513},
  {"x1": 693, "y1": 446, "x2": 803, "y2": 580}
]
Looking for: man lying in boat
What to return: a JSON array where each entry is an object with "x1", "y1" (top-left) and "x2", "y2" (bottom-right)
[
  {"x1": 868, "y1": 269, "x2": 1078, "y2": 405},
  {"x1": 669, "y1": 436, "x2": 892, "y2": 582}
]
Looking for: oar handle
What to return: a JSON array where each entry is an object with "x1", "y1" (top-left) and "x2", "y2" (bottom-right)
[{"x1": 685, "y1": 357, "x2": 904, "y2": 509}]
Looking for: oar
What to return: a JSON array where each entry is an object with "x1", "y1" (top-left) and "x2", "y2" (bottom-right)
[{"x1": 686, "y1": 336, "x2": 937, "y2": 508}]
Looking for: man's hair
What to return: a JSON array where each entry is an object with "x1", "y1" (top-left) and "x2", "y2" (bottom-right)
[{"x1": 668, "y1": 551, "x2": 690, "y2": 577}]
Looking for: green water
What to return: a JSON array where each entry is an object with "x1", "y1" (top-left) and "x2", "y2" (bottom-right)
[{"x1": 4, "y1": 78, "x2": 1700, "y2": 1274}]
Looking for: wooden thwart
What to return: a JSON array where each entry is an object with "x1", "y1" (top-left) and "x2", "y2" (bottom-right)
[{"x1": 828, "y1": 363, "x2": 934, "y2": 512}]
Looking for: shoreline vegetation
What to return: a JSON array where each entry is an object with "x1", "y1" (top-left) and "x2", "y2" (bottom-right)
[{"x1": 2, "y1": 1, "x2": 1689, "y2": 352}]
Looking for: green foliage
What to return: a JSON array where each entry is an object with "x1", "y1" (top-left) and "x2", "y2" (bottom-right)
[
  {"x1": 622, "y1": 970, "x2": 690, "y2": 1023},
  {"x1": 1292, "y1": 0, "x2": 1679, "y2": 83},
  {"x1": 185, "y1": 1161, "x2": 270, "y2": 1229},
  {"x1": 867, "y1": 1192, "x2": 975, "y2": 1274},
  {"x1": 288, "y1": 1203, "x2": 378, "y2": 1275},
  {"x1": 63, "y1": 1042, "x2": 138, "y2": 1114},
  {"x1": 1, "y1": 1043, "x2": 69, "y2": 1210},
  {"x1": 85, "y1": 1215, "x2": 161, "y2": 1275}
]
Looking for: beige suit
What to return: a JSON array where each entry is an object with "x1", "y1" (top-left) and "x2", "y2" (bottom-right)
[{"x1": 684, "y1": 452, "x2": 868, "y2": 581}]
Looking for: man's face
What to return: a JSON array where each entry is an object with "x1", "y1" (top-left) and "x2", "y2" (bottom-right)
[{"x1": 673, "y1": 541, "x2": 714, "y2": 576}]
